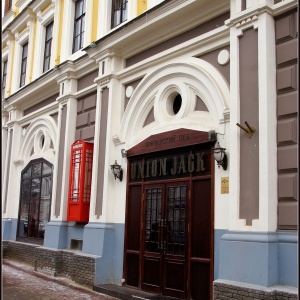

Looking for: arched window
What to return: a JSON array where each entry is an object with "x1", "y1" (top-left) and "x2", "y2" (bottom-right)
[{"x1": 17, "y1": 159, "x2": 53, "y2": 241}]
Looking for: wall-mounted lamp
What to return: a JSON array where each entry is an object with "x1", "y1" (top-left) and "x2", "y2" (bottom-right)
[
  {"x1": 121, "y1": 149, "x2": 127, "y2": 158},
  {"x1": 236, "y1": 121, "x2": 256, "y2": 139},
  {"x1": 110, "y1": 160, "x2": 123, "y2": 181},
  {"x1": 211, "y1": 142, "x2": 228, "y2": 170},
  {"x1": 208, "y1": 130, "x2": 217, "y2": 142}
]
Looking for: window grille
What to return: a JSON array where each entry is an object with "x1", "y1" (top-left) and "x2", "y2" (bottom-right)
[{"x1": 17, "y1": 159, "x2": 53, "y2": 239}]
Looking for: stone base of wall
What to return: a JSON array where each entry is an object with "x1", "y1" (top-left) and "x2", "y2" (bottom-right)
[
  {"x1": 214, "y1": 280, "x2": 298, "y2": 300},
  {"x1": 3, "y1": 240, "x2": 99, "y2": 288}
]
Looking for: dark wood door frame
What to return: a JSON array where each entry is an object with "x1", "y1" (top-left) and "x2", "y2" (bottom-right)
[{"x1": 123, "y1": 129, "x2": 215, "y2": 299}]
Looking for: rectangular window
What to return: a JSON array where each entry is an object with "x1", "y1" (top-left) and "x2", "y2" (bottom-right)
[
  {"x1": 43, "y1": 22, "x2": 54, "y2": 73},
  {"x1": 2, "y1": 60, "x2": 8, "y2": 98},
  {"x1": 4, "y1": 0, "x2": 12, "y2": 13},
  {"x1": 72, "y1": 0, "x2": 86, "y2": 53},
  {"x1": 111, "y1": 0, "x2": 128, "y2": 28},
  {"x1": 20, "y1": 43, "x2": 28, "y2": 87}
]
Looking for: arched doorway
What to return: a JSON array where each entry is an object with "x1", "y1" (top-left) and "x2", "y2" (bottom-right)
[
  {"x1": 123, "y1": 129, "x2": 214, "y2": 299},
  {"x1": 17, "y1": 158, "x2": 53, "y2": 241}
]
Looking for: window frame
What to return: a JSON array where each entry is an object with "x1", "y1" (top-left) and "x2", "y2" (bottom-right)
[
  {"x1": 4, "y1": 0, "x2": 12, "y2": 13},
  {"x1": 72, "y1": 0, "x2": 86, "y2": 53},
  {"x1": 2, "y1": 60, "x2": 8, "y2": 98},
  {"x1": 43, "y1": 22, "x2": 54, "y2": 73},
  {"x1": 17, "y1": 158, "x2": 53, "y2": 241},
  {"x1": 19, "y1": 42, "x2": 28, "y2": 87},
  {"x1": 111, "y1": 0, "x2": 128, "y2": 29}
]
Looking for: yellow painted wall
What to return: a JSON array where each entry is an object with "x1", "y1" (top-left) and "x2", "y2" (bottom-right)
[
  {"x1": 28, "y1": 20, "x2": 37, "y2": 82},
  {"x1": 7, "y1": 41, "x2": 15, "y2": 97},
  {"x1": 137, "y1": 0, "x2": 147, "y2": 16},
  {"x1": 55, "y1": 0, "x2": 64, "y2": 65},
  {"x1": 91, "y1": 0, "x2": 98, "y2": 41},
  {"x1": 41, "y1": 2, "x2": 52, "y2": 14}
]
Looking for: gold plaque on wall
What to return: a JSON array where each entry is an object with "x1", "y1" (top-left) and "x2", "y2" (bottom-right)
[{"x1": 221, "y1": 177, "x2": 229, "y2": 194}]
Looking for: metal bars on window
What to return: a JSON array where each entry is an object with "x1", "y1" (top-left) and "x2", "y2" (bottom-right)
[
  {"x1": 166, "y1": 186, "x2": 186, "y2": 256},
  {"x1": 18, "y1": 159, "x2": 52, "y2": 239},
  {"x1": 145, "y1": 188, "x2": 162, "y2": 253}
]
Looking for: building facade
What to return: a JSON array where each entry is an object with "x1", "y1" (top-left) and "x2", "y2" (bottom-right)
[{"x1": 2, "y1": 0, "x2": 298, "y2": 299}]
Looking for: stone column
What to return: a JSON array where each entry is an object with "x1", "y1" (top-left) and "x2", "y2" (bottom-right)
[
  {"x1": 44, "y1": 70, "x2": 78, "y2": 249},
  {"x1": 2, "y1": 106, "x2": 23, "y2": 240}
]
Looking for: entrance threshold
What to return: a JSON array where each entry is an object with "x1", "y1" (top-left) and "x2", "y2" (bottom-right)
[{"x1": 93, "y1": 284, "x2": 180, "y2": 300}]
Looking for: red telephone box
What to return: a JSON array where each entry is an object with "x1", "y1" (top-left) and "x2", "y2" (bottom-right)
[{"x1": 67, "y1": 140, "x2": 93, "y2": 222}]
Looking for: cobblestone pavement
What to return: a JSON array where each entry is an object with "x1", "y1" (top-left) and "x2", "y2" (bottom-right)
[{"x1": 2, "y1": 259, "x2": 118, "y2": 300}]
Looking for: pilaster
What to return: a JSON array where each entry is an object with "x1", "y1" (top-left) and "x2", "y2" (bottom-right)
[
  {"x1": 50, "y1": 72, "x2": 78, "y2": 221},
  {"x1": 2, "y1": 106, "x2": 23, "y2": 218},
  {"x1": 228, "y1": 1, "x2": 278, "y2": 232},
  {"x1": 26, "y1": 9, "x2": 37, "y2": 83},
  {"x1": 52, "y1": 0, "x2": 63, "y2": 65},
  {"x1": 252, "y1": 12, "x2": 277, "y2": 232},
  {"x1": 1, "y1": 112, "x2": 9, "y2": 186},
  {"x1": 60, "y1": 0, "x2": 75, "y2": 60}
]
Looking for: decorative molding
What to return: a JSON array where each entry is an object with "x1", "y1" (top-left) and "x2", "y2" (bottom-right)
[
  {"x1": 94, "y1": 74, "x2": 116, "y2": 87},
  {"x1": 119, "y1": 58, "x2": 230, "y2": 147},
  {"x1": 13, "y1": 159, "x2": 24, "y2": 166}
]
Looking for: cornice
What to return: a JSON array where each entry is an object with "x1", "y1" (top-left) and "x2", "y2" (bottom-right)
[
  {"x1": 94, "y1": 74, "x2": 118, "y2": 87},
  {"x1": 18, "y1": 102, "x2": 59, "y2": 126},
  {"x1": 31, "y1": 0, "x2": 53, "y2": 13},
  {"x1": 56, "y1": 95, "x2": 71, "y2": 106},
  {"x1": 225, "y1": 0, "x2": 298, "y2": 28},
  {"x1": 3, "y1": 69, "x2": 59, "y2": 110},
  {"x1": 88, "y1": 48, "x2": 122, "y2": 63},
  {"x1": 73, "y1": 84, "x2": 97, "y2": 99},
  {"x1": 85, "y1": 0, "x2": 229, "y2": 61},
  {"x1": 54, "y1": 56, "x2": 97, "y2": 82},
  {"x1": 7, "y1": 7, "x2": 36, "y2": 35},
  {"x1": 117, "y1": 25, "x2": 229, "y2": 81}
]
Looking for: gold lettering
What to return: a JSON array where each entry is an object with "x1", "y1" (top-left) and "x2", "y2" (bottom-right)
[
  {"x1": 151, "y1": 160, "x2": 157, "y2": 177},
  {"x1": 177, "y1": 155, "x2": 186, "y2": 174},
  {"x1": 196, "y1": 152, "x2": 205, "y2": 172},
  {"x1": 159, "y1": 158, "x2": 167, "y2": 176},
  {"x1": 145, "y1": 160, "x2": 151, "y2": 178},
  {"x1": 171, "y1": 157, "x2": 177, "y2": 175},
  {"x1": 137, "y1": 162, "x2": 144, "y2": 179}
]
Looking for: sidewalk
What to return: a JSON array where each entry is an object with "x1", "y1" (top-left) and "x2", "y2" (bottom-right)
[{"x1": 2, "y1": 259, "x2": 117, "y2": 300}]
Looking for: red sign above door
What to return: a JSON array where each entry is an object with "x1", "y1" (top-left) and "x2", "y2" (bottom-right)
[{"x1": 127, "y1": 128, "x2": 210, "y2": 157}]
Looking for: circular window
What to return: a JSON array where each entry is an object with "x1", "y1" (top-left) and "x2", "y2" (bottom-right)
[{"x1": 173, "y1": 94, "x2": 182, "y2": 115}]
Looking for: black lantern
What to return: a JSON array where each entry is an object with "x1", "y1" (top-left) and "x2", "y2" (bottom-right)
[
  {"x1": 110, "y1": 160, "x2": 123, "y2": 181},
  {"x1": 211, "y1": 142, "x2": 227, "y2": 170}
]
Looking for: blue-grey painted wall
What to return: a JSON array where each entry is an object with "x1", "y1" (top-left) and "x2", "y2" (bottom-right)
[
  {"x1": 278, "y1": 232, "x2": 298, "y2": 287},
  {"x1": 2, "y1": 218, "x2": 17, "y2": 241},
  {"x1": 215, "y1": 230, "x2": 298, "y2": 288},
  {"x1": 82, "y1": 222, "x2": 125, "y2": 285},
  {"x1": 4, "y1": 222, "x2": 297, "y2": 288}
]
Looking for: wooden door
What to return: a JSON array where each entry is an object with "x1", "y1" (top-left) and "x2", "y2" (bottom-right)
[
  {"x1": 141, "y1": 182, "x2": 189, "y2": 298},
  {"x1": 123, "y1": 134, "x2": 214, "y2": 299}
]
